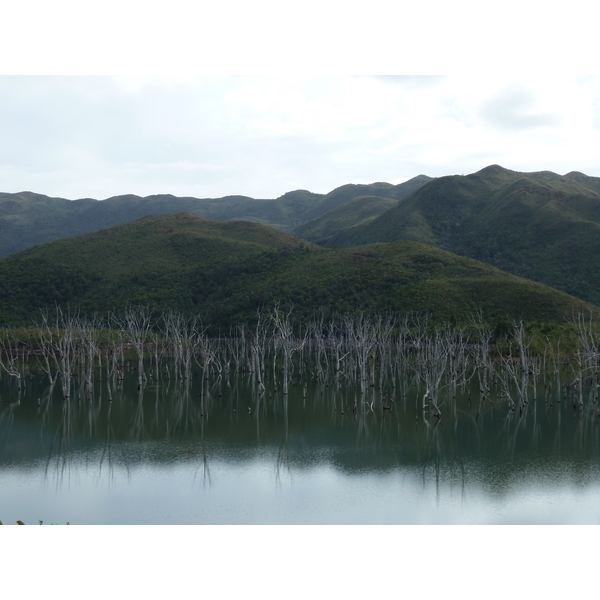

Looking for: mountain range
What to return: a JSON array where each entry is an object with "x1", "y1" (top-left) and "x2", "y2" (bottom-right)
[
  {"x1": 0, "y1": 175, "x2": 431, "y2": 258},
  {"x1": 1, "y1": 165, "x2": 599, "y2": 329},
  {"x1": 317, "y1": 165, "x2": 600, "y2": 305}
]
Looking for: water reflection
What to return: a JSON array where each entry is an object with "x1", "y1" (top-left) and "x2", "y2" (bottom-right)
[{"x1": 2, "y1": 357, "x2": 600, "y2": 523}]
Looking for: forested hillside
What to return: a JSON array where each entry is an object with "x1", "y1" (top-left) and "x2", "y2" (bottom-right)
[
  {"x1": 0, "y1": 212, "x2": 592, "y2": 331},
  {"x1": 0, "y1": 176, "x2": 430, "y2": 258},
  {"x1": 320, "y1": 165, "x2": 600, "y2": 305}
]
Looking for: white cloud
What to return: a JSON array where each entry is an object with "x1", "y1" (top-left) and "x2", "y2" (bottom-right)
[
  {"x1": 480, "y1": 85, "x2": 562, "y2": 131},
  {"x1": 1, "y1": 75, "x2": 600, "y2": 199}
]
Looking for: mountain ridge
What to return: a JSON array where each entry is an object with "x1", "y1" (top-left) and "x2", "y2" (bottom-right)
[
  {"x1": 4, "y1": 164, "x2": 600, "y2": 315},
  {"x1": 319, "y1": 165, "x2": 600, "y2": 306},
  {"x1": 0, "y1": 177, "x2": 431, "y2": 258}
]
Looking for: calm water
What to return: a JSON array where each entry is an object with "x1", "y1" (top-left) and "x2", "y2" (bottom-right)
[{"x1": 2, "y1": 362, "x2": 600, "y2": 524}]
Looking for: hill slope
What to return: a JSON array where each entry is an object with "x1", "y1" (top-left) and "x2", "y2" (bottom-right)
[
  {"x1": 0, "y1": 213, "x2": 592, "y2": 329},
  {"x1": 0, "y1": 176, "x2": 431, "y2": 259},
  {"x1": 323, "y1": 165, "x2": 600, "y2": 305},
  {"x1": 291, "y1": 195, "x2": 398, "y2": 242},
  {"x1": 295, "y1": 175, "x2": 432, "y2": 225},
  {"x1": 0, "y1": 190, "x2": 319, "y2": 257}
]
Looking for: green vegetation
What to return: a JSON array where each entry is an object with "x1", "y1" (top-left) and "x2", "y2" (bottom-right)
[
  {"x1": 0, "y1": 177, "x2": 431, "y2": 259},
  {"x1": 321, "y1": 165, "x2": 600, "y2": 307},
  {"x1": 293, "y1": 175, "x2": 431, "y2": 225},
  {"x1": 292, "y1": 195, "x2": 397, "y2": 242},
  {"x1": 3, "y1": 165, "x2": 600, "y2": 334},
  {"x1": 0, "y1": 212, "x2": 593, "y2": 334}
]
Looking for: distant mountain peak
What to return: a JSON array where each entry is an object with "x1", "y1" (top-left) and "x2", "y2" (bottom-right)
[
  {"x1": 565, "y1": 170, "x2": 589, "y2": 179},
  {"x1": 473, "y1": 164, "x2": 512, "y2": 176}
]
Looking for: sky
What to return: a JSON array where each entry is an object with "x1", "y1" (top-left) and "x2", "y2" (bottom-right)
[
  {"x1": 1, "y1": 2, "x2": 599, "y2": 203},
  {"x1": 2, "y1": 74, "x2": 600, "y2": 201}
]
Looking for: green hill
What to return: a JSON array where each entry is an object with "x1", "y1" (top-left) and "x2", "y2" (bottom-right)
[
  {"x1": 0, "y1": 189, "x2": 320, "y2": 257},
  {"x1": 295, "y1": 175, "x2": 431, "y2": 225},
  {"x1": 0, "y1": 212, "x2": 592, "y2": 330},
  {"x1": 0, "y1": 177, "x2": 431, "y2": 259},
  {"x1": 291, "y1": 195, "x2": 398, "y2": 242},
  {"x1": 323, "y1": 165, "x2": 600, "y2": 306}
]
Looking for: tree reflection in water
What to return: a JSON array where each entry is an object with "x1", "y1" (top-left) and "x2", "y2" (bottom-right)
[{"x1": 2, "y1": 311, "x2": 600, "y2": 523}]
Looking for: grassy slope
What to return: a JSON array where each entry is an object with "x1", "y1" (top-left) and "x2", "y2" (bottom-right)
[
  {"x1": 324, "y1": 165, "x2": 600, "y2": 305},
  {"x1": 0, "y1": 213, "x2": 593, "y2": 329}
]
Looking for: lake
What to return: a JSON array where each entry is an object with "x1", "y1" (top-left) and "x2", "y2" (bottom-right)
[{"x1": 2, "y1": 352, "x2": 600, "y2": 525}]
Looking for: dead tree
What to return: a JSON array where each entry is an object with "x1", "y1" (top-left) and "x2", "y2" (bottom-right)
[{"x1": 123, "y1": 306, "x2": 154, "y2": 389}]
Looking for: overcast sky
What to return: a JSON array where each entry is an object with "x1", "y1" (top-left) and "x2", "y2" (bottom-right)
[
  {"x1": 2, "y1": 3, "x2": 599, "y2": 201},
  {"x1": 2, "y1": 74, "x2": 600, "y2": 201}
]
